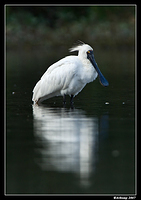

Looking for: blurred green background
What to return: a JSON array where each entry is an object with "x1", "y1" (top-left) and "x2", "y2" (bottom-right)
[{"x1": 6, "y1": 5, "x2": 135, "y2": 51}]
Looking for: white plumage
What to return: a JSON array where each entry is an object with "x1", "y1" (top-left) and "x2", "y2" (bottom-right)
[{"x1": 32, "y1": 43, "x2": 108, "y2": 105}]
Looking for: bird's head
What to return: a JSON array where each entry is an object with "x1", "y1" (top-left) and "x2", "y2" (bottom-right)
[{"x1": 69, "y1": 42, "x2": 109, "y2": 87}]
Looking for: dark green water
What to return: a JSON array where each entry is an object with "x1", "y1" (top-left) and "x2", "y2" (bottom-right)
[{"x1": 6, "y1": 48, "x2": 135, "y2": 194}]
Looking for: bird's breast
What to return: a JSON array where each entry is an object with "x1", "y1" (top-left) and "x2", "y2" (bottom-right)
[{"x1": 80, "y1": 62, "x2": 98, "y2": 84}]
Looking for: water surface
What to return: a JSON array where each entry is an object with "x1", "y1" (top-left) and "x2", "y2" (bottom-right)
[{"x1": 6, "y1": 48, "x2": 135, "y2": 194}]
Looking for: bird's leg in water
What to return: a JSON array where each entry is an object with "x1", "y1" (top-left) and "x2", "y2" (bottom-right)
[
  {"x1": 63, "y1": 95, "x2": 66, "y2": 105},
  {"x1": 70, "y1": 95, "x2": 74, "y2": 109},
  {"x1": 70, "y1": 95, "x2": 74, "y2": 105}
]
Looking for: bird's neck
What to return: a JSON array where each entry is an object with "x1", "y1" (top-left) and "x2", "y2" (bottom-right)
[
  {"x1": 78, "y1": 56, "x2": 98, "y2": 83},
  {"x1": 78, "y1": 55, "x2": 93, "y2": 69}
]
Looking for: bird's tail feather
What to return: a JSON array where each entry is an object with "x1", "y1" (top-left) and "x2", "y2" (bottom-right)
[
  {"x1": 32, "y1": 80, "x2": 61, "y2": 104},
  {"x1": 32, "y1": 80, "x2": 42, "y2": 102}
]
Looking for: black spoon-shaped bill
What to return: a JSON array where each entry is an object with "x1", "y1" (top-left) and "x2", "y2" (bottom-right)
[{"x1": 87, "y1": 51, "x2": 109, "y2": 87}]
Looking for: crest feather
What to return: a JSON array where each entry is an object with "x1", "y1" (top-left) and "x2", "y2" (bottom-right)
[{"x1": 69, "y1": 40, "x2": 85, "y2": 52}]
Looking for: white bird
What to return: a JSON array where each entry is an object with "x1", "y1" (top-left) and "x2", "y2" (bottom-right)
[{"x1": 32, "y1": 42, "x2": 109, "y2": 105}]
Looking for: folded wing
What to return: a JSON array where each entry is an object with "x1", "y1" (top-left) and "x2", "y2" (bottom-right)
[{"x1": 32, "y1": 56, "x2": 80, "y2": 104}]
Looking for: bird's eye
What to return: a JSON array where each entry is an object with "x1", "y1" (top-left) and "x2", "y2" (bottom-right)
[{"x1": 87, "y1": 51, "x2": 90, "y2": 54}]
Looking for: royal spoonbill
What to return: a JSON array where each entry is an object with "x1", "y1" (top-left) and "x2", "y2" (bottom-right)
[{"x1": 32, "y1": 43, "x2": 109, "y2": 105}]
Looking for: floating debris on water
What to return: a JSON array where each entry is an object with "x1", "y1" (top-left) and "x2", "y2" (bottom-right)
[{"x1": 105, "y1": 102, "x2": 109, "y2": 105}]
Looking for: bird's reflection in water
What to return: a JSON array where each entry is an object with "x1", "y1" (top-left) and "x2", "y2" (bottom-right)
[{"x1": 33, "y1": 105, "x2": 104, "y2": 187}]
